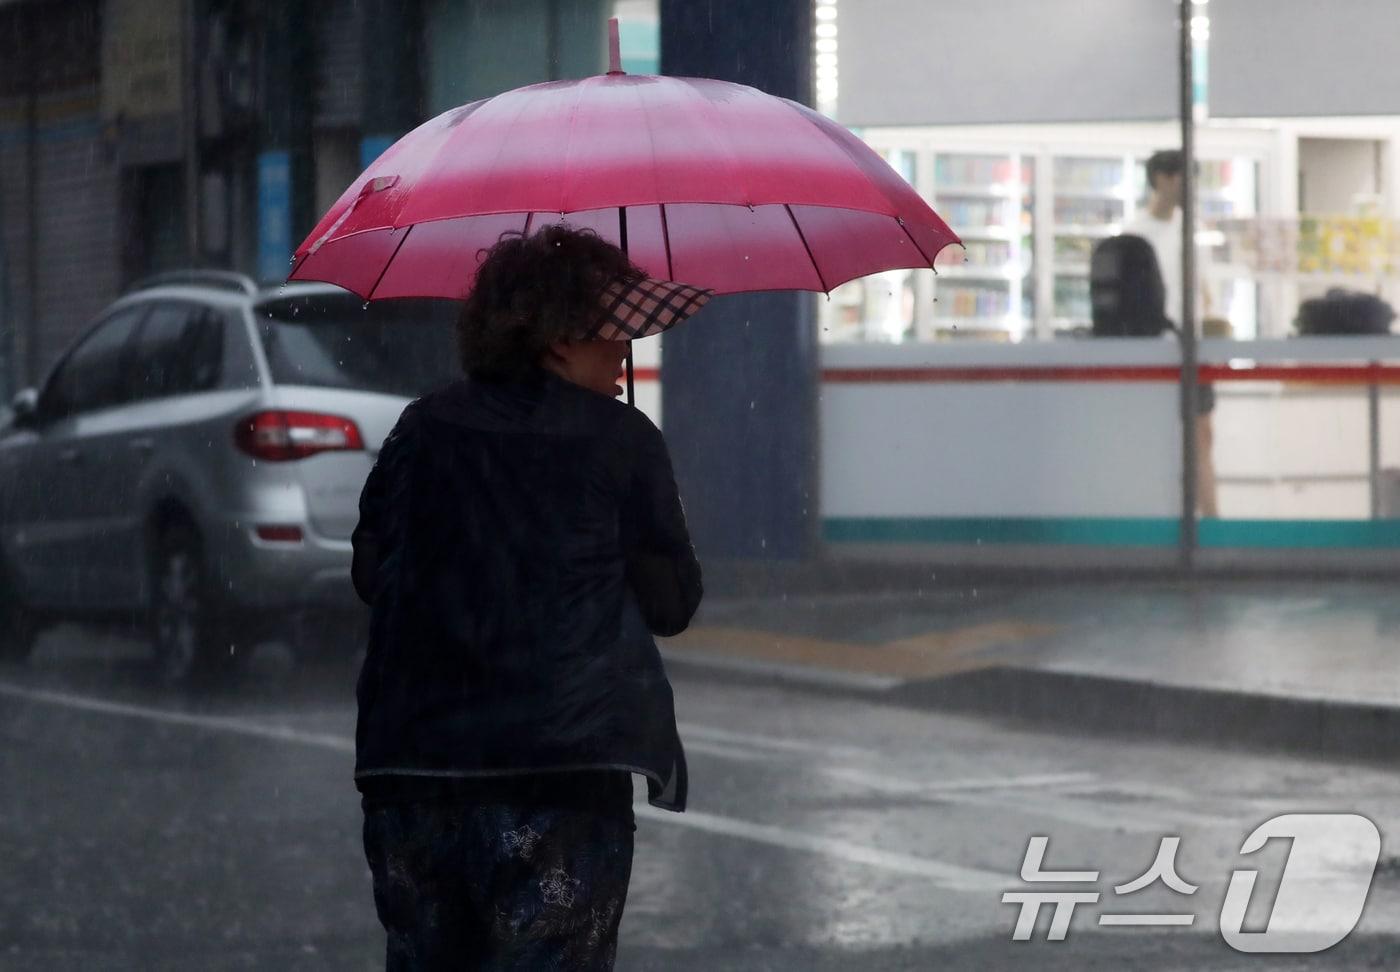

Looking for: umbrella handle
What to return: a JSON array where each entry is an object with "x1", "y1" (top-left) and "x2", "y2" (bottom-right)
[{"x1": 625, "y1": 341, "x2": 636, "y2": 405}]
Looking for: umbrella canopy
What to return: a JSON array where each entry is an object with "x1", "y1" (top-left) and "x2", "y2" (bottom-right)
[{"x1": 290, "y1": 46, "x2": 958, "y2": 301}]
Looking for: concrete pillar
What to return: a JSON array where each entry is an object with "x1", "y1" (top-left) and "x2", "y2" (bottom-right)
[
  {"x1": 256, "y1": 0, "x2": 315, "y2": 283},
  {"x1": 360, "y1": 0, "x2": 422, "y2": 169},
  {"x1": 658, "y1": 0, "x2": 819, "y2": 562}
]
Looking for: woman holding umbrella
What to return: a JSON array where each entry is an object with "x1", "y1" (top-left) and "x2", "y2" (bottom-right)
[
  {"x1": 351, "y1": 224, "x2": 708, "y2": 969},
  {"x1": 298, "y1": 23, "x2": 956, "y2": 968}
]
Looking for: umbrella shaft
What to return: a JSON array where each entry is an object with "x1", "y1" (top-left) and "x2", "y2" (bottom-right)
[
  {"x1": 626, "y1": 342, "x2": 636, "y2": 405},
  {"x1": 621, "y1": 202, "x2": 634, "y2": 406}
]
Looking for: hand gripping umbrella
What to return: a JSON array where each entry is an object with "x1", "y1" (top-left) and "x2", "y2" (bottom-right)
[{"x1": 290, "y1": 19, "x2": 960, "y2": 399}]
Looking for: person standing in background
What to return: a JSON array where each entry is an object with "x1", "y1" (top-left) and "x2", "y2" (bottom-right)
[
  {"x1": 1123, "y1": 149, "x2": 1220, "y2": 518},
  {"x1": 1125, "y1": 150, "x2": 1192, "y2": 328}
]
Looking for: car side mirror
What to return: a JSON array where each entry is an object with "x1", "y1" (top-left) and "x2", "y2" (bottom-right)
[{"x1": 10, "y1": 388, "x2": 38, "y2": 428}]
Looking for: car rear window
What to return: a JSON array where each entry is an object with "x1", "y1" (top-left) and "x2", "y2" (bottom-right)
[{"x1": 255, "y1": 293, "x2": 460, "y2": 398}]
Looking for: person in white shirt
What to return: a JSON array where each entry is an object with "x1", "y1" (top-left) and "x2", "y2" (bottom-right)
[
  {"x1": 1124, "y1": 151, "x2": 1190, "y2": 326},
  {"x1": 1121, "y1": 149, "x2": 1219, "y2": 517}
]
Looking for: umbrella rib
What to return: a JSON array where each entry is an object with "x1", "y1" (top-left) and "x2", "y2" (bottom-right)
[
  {"x1": 784, "y1": 205, "x2": 828, "y2": 294},
  {"x1": 365, "y1": 225, "x2": 414, "y2": 301},
  {"x1": 558, "y1": 75, "x2": 590, "y2": 212},
  {"x1": 659, "y1": 204, "x2": 674, "y2": 281},
  {"x1": 896, "y1": 218, "x2": 937, "y2": 270}
]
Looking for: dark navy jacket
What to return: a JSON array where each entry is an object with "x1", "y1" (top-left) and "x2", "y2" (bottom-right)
[{"x1": 350, "y1": 369, "x2": 701, "y2": 811}]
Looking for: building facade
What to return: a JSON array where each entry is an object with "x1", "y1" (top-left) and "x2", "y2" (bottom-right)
[{"x1": 0, "y1": 0, "x2": 620, "y2": 397}]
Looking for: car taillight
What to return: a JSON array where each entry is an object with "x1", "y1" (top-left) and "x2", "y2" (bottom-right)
[{"x1": 234, "y1": 411, "x2": 365, "y2": 462}]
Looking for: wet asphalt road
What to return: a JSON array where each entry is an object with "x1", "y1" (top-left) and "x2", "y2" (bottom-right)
[{"x1": 3, "y1": 625, "x2": 1400, "y2": 970}]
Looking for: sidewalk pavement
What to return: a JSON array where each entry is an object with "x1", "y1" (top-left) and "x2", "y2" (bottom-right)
[{"x1": 659, "y1": 575, "x2": 1400, "y2": 763}]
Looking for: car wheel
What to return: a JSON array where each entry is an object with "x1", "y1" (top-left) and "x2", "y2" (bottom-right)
[
  {"x1": 0, "y1": 559, "x2": 39, "y2": 663},
  {"x1": 150, "y1": 524, "x2": 239, "y2": 685}
]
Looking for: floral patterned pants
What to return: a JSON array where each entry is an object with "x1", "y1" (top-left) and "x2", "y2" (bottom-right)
[{"x1": 362, "y1": 772, "x2": 635, "y2": 971}]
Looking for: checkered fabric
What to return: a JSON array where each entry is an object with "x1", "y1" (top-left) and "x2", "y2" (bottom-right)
[{"x1": 580, "y1": 276, "x2": 714, "y2": 341}]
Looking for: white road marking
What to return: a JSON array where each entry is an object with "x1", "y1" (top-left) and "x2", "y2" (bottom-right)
[
  {"x1": 677, "y1": 725, "x2": 1228, "y2": 830},
  {"x1": 13, "y1": 675, "x2": 1247, "y2": 838},
  {"x1": 1048, "y1": 781, "x2": 1265, "y2": 829},
  {"x1": 930, "y1": 790, "x2": 1236, "y2": 834},
  {"x1": 633, "y1": 804, "x2": 1006, "y2": 891},
  {"x1": 679, "y1": 735, "x2": 1230, "y2": 832},
  {"x1": 678, "y1": 721, "x2": 875, "y2": 762},
  {"x1": 0, "y1": 678, "x2": 1240, "y2": 862},
  {"x1": 823, "y1": 767, "x2": 1097, "y2": 795},
  {"x1": 676, "y1": 726, "x2": 1235, "y2": 831},
  {"x1": 819, "y1": 768, "x2": 1232, "y2": 832},
  {"x1": 3, "y1": 680, "x2": 1228, "y2": 834},
  {"x1": 0, "y1": 681, "x2": 354, "y2": 752},
  {"x1": 681, "y1": 738, "x2": 773, "y2": 763},
  {"x1": 0, "y1": 679, "x2": 1007, "y2": 889}
]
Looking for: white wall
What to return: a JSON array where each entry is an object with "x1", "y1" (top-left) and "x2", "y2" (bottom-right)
[
  {"x1": 839, "y1": 0, "x2": 1178, "y2": 127},
  {"x1": 1212, "y1": 0, "x2": 1400, "y2": 119},
  {"x1": 815, "y1": 338, "x2": 1400, "y2": 524},
  {"x1": 630, "y1": 333, "x2": 661, "y2": 425},
  {"x1": 818, "y1": 341, "x2": 1182, "y2": 519}
]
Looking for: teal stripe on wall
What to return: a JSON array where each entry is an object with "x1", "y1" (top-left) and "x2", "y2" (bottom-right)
[
  {"x1": 1198, "y1": 519, "x2": 1400, "y2": 549},
  {"x1": 823, "y1": 517, "x2": 1180, "y2": 547},
  {"x1": 824, "y1": 517, "x2": 1400, "y2": 549}
]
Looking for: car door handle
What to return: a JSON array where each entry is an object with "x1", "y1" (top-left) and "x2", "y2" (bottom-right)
[
  {"x1": 130, "y1": 437, "x2": 155, "y2": 454},
  {"x1": 57, "y1": 447, "x2": 82, "y2": 464}
]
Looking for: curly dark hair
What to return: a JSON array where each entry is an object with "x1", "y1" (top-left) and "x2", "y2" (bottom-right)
[{"x1": 456, "y1": 224, "x2": 644, "y2": 380}]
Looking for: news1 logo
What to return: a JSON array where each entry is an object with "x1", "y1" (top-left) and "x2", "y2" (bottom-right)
[{"x1": 1003, "y1": 813, "x2": 1381, "y2": 953}]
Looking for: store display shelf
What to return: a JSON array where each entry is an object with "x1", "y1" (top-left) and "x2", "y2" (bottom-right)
[
  {"x1": 1053, "y1": 224, "x2": 1120, "y2": 238},
  {"x1": 1052, "y1": 318, "x2": 1092, "y2": 329},
  {"x1": 1054, "y1": 264, "x2": 1092, "y2": 276},
  {"x1": 934, "y1": 183, "x2": 1022, "y2": 198},
  {"x1": 1200, "y1": 263, "x2": 1261, "y2": 280},
  {"x1": 1230, "y1": 269, "x2": 1396, "y2": 286},
  {"x1": 951, "y1": 225, "x2": 1019, "y2": 241},
  {"x1": 934, "y1": 265, "x2": 1023, "y2": 280},
  {"x1": 1052, "y1": 187, "x2": 1128, "y2": 200},
  {"x1": 931, "y1": 315, "x2": 1023, "y2": 328},
  {"x1": 929, "y1": 326, "x2": 1021, "y2": 343}
]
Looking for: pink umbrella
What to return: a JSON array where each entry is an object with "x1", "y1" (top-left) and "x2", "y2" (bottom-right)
[{"x1": 289, "y1": 21, "x2": 958, "y2": 303}]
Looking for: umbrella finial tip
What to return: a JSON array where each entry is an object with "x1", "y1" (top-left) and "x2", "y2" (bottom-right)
[{"x1": 607, "y1": 17, "x2": 624, "y2": 74}]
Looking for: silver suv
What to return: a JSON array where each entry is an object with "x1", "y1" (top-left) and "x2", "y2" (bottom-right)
[{"x1": 0, "y1": 271, "x2": 458, "y2": 682}]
